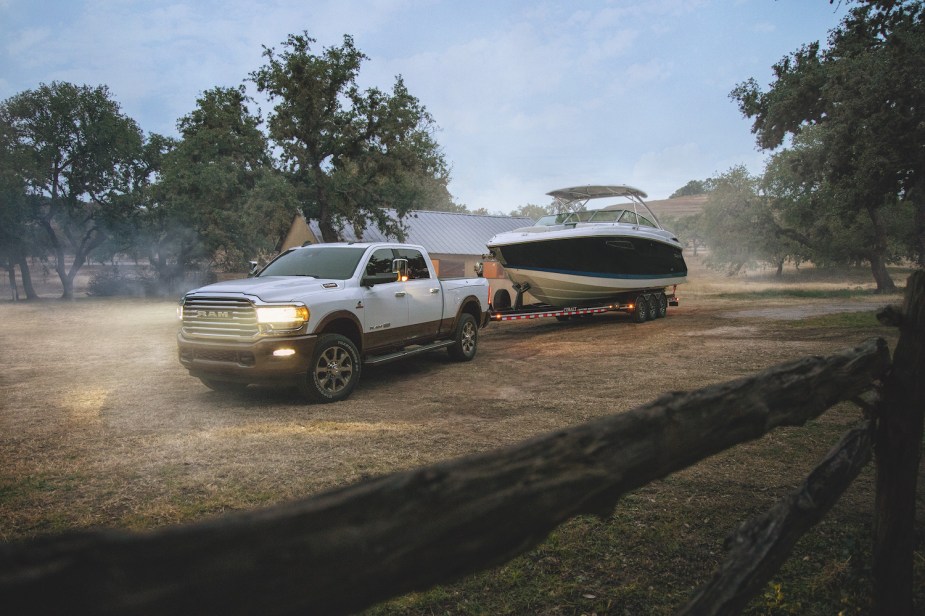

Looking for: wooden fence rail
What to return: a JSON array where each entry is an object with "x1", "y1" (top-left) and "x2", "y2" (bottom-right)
[{"x1": 1, "y1": 272, "x2": 922, "y2": 616}]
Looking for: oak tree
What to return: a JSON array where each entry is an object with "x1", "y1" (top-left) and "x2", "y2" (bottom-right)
[
  {"x1": 251, "y1": 33, "x2": 451, "y2": 242},
  {"x1": 1, "y1": 82, "x2": 147, "y2": 298},
  {"x1": 731, "y1": 0, "x2": 925, "y2": 291},
  {"x1": 149, "y1": 86, "x2": 297, "y2": 285}
]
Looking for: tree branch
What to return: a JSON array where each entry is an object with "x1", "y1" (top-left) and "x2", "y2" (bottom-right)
[{"x1": 679, "y1": 421, "x2": 875, "y2": 615}]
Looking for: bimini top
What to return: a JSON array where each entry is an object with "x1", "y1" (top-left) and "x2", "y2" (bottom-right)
[{"x1": 547, "y1": 185, "x2": 648, "y2": 202}]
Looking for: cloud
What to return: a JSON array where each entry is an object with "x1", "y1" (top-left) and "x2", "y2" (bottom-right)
[{"x1": 632, "y1": 143, "x2": 708, "y2": 198}]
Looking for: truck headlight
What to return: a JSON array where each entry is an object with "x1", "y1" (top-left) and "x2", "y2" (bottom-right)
[{"x1": 255, "y1": 304, "x2": 310, "y2": 331}]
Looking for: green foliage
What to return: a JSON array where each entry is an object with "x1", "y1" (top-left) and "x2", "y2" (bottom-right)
[
  {"x1": 763, "y1": 126, "x2": 914, "y2": 268},
  {"x1": 151, "y1": 86, "x2": 297, "y2": 277},
  {"x1": 509, "y1": 202, "x2": 555, "y2": 221},
  {"x1": 0, "y1": 117, "x2": 46, "y2": 298},
  {"x1": 1, "y1": 82, "x2": 148, "y2": 298},
  {"x1": 730, "y1": 1, "x2": 925, "y2": 288},
  {"x1": 251, "y1": 33, "x2": 452, "y2": 242},
  {"x1": 662, "y1": 213, "x2": 706, "y2": 256},
  {"x1": 698, "y1": 166, "x2": 800, "y2": 275},
  {"x1": 670, "y1": 179, "x2": 714, "y2": 198},
  {"x1": 86, "y1": 266, "x2": 155, "y2": 297}
]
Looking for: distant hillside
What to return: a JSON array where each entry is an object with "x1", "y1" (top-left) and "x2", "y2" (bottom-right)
[{"x1": 646, "y1": 194, "x2": 708, "y2": 220}]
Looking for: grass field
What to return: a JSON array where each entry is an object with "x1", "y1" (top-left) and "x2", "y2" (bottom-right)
[{"x1": 0, "y1": 255, "x2": 922, "y2": 614}]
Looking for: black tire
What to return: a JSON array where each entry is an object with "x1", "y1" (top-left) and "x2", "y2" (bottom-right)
[
  {"x1": 298, "y1": 334, "x2": 361, "y2": 403},
  {"x1": 447, "y1": 313, "x2": 478, "y2": 361},
  {"x1": 645, "y1": 294, "x2": 658, "y2": 318},
  {"x1": 633, "y1": 295, "x2": 650, "y2": 323},
  {"x1": 555, "y1": 315, "x2": 570, "y2": 322},
  {"x1": 656, "y1": 293, "x2": 668, "y2": 318},
  {"x1": 493, "y1": 288, "x2": 512, "y2": 311},
  {"x1": 199, "y1": 378, "x2": 249, "y2": 393}
]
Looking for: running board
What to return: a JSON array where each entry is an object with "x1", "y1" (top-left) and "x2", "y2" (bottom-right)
[{"x1": 364, "y1": 340, "x2": 454, "y2": 366}]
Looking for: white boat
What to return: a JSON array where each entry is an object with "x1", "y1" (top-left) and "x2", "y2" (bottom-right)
[{"x1": 486, "y1": 185, "x2": 687, "y2": 307}]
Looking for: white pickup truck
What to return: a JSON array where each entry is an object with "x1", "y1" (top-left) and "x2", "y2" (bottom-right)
[{"x1": 177, "y1": 242, "x2": 489, "y2": 403}]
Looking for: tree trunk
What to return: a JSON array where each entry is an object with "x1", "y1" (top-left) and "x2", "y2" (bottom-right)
[
  {"x1": 775, "y1": 258, "x2": 784, "y2": 277},
  {"x1": 913, "y1": 185, "x2": 925, "y2": 267},
  {"x1": 16, "y1": 253, "x2": 38, "y2": 300},
  {"x1": 317, "y1": 210, "x2": 340, "y2": 243},
  {"x1": 60, "y1": 274, "x2": 75, "y2": 300},
  {"x1": 865, "y1": 205, "x2": 897, "y2": 293},
  {"x1": 872, "y1": 272, "x2": 925, "y2": 615},
  {"x1": 39, "y1": 217, "x2": 72, "y2": 299},
  {"x1": 6, "y1": 260, "x2": 19, "y2": 301},
  {"x1": 869, "y1": 253, "x2": 897, "y2": 295}
]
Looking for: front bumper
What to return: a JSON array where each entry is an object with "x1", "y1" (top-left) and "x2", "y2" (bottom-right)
[{"x1": 177, "y1": 333, "x2": 318, "y2": 385}]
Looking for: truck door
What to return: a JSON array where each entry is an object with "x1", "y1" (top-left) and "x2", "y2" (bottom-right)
[
  {"x1": 361, "y1": 248, "x2": 410, "y2": 350},
  {"x1": 395, "y1": 248, "x2": 443, "y2": 342}
]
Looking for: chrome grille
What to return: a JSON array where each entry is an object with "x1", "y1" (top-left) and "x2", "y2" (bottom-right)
[{"x1": 181, "y1": 296, "x2": 258, "y2": 338}]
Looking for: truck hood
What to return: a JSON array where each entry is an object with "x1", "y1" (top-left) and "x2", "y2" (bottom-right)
[{"x1": 187, "y1": 276, "x2": 343, "y2": 303}]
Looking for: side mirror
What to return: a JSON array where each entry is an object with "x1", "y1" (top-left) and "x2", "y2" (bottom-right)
[
  {"x1": 362, "y1": 272, "x2": 400, "y2": 287},
  {"x1": 391, "y1": 258, "x2": 409, "y2": 281},
  {"x1": 248, "y1": 261, "x2": 260, "y2": 277}
]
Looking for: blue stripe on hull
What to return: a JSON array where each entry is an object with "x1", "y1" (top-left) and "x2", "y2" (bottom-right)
[{"x1": 512, "y1": 265, "x2": 686, "y2": 280}]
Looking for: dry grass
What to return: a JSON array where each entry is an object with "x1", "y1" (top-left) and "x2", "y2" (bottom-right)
[{"x1": 0, "y1": 255, "x2": 921, "y2": 614}]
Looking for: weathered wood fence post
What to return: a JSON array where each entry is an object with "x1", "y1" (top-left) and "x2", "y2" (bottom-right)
[{"x1": 874, "y1": 270, "x2": 925, "y2": 615}]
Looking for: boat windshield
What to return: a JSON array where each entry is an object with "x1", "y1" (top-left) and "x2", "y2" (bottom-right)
[
  {"x1": 533, "y1": 208, "x2": 657, "y2": 228},
  {"x1": 604, "y1": 209, "x2": 657, "y2": 228},
  {"x1": 534, "y1": 213, "x2": 571, "y2": 226}
]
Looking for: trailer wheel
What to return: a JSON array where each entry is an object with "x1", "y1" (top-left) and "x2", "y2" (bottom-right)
[
  {"x1": 633, "y1": 295, "x2": 650, "y2": 322},
  {"x1": 492, "y1": 289, "x2": 511, "y2": 311},
  {"x1": 448, "y1": 313, "x2": 478, "y2": 361},
  {"x1": 645, "y1": 294, "x2": 658, "y2": 318},
  {"x1": 298, "y1": 334, "x2": 361, "y2": 403},
  {"x1": 656, "y1": 293, "x2": 668, "y2": 318}
]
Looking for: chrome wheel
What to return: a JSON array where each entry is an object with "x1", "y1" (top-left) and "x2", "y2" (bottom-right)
[
  {"x1": 314, "y1": 346, "x2": 354, "y2": 395},
  {"x1": 460, "y1": 320, "x2": 477, "y2": 355},
  {"x1": 448, "y1": 313, "x2": 479, "y2": 361},
  {"x1": 299, "y1": 334, "x2": 361, "y2": 403}
]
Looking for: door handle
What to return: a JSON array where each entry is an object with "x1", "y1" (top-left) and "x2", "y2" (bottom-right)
[
  {"x1": 430, "y1": 288, "x2": 440, "y2": 294},
  {"x1": 394, "y1": 291, "x2": 406, "y2": 297}
]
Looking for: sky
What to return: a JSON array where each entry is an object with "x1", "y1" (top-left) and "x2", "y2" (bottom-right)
[{"x1": 0, "y1": 0, "x2": 850, "y2": 213}]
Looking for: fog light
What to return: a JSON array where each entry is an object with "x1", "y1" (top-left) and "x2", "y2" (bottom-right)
[{"x1": 273, "y1": 348, "x2": 296, "y2": 357}]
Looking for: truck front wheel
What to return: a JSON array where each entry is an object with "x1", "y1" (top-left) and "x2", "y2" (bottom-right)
[
  {"x1": 298, "y1": 334, "x2": 361, "y2": 403},
  {"x1": 447, "y1": 313, "x2": 478, "y2": 361}
]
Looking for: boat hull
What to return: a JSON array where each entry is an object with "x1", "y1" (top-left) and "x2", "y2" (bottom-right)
[{"x1": 488, "y1": 233, "x2": 687, "y2": 307}]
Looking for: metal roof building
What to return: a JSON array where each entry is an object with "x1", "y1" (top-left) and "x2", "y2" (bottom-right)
[
  {"x1": 301, "y1": 210, "x2": 533, "y2": 254},
  {"x1": 282, "y1": 210, "x2": 534, "y2": 255},
  {"x1": 280, "y1": 209, "x2": 535, "y2": 281}
]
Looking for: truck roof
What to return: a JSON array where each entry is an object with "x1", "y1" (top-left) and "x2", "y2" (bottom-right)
[{"x1": 296, "y1": 241, "x2": 428, "y2": 251}]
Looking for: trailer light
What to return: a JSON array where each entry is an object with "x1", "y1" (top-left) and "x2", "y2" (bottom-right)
[{"x1": 273, "y1": 348, "x2": 296, "y2": 357}]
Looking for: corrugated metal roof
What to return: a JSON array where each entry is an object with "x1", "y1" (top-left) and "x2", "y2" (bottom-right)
[{"x1": 308, "y1": 210, "x2": 535, "y2": 256}]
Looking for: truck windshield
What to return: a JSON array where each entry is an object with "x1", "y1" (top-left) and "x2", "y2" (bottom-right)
[{"x1": 258, "y1": 246, "x2": 367, "y2": 279}]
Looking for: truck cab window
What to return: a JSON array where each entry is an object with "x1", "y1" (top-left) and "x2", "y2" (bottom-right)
[
  {"x1": 366, "y1": 249, "x2": 396, "y2": 277},
  {"x1": 395, "y1": 249, "x2": 430, "y2": 280}
]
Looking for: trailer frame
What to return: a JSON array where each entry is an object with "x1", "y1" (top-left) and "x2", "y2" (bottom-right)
[{"x1": 488, "y1": 284, "x2": 680, "y2": 323}]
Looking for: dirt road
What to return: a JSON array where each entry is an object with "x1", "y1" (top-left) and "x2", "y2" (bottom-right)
[{"x1": 0, "y1": 262, "x2": 901, "y2": 538}]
